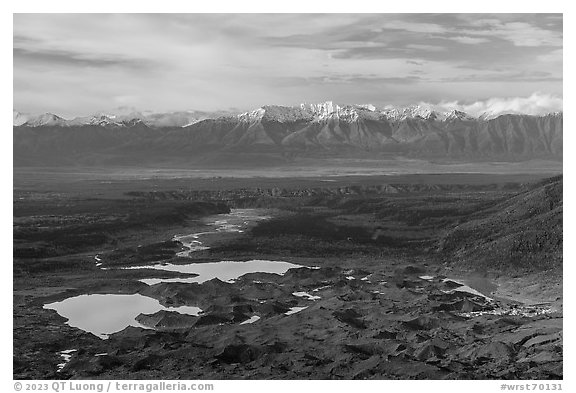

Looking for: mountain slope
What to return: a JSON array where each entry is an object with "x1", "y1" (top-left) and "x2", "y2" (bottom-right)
[
  {"x1": 13, "y1": 103, "x2": 562, "y2": 167},
  {"x1": 13, "y1": 111, "x2": 31, "y2": 127},
  {"x1": 20, "y1": 113, "x2": 69, "y2": 127},
  {"x1": 438, "y1": 175, "x2": 562, "y2": 271}
]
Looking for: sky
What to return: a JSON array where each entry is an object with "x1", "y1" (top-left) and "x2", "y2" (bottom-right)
[{"x1": 13, "y1": 13, "x2": 563, "y2": 118}]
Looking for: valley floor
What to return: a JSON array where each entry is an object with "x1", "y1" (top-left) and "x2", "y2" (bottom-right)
[{"x1": 13, "y1": 172, "x2": 562, "y2": 380}]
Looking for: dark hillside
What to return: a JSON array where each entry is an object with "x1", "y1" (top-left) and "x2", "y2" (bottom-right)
[{"x1": 438, "y1": 176, "x2": 562, "y2": 271}]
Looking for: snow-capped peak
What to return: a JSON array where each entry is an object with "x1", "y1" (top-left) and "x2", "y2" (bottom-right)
[
  {"x1": 88, "y1": 114, "x2": 122, "y2": 126},
  {"x1": 22, "y1": 113, "x2": 68, "y2": 127},
  {"x1": 357, "y1": 104, "x2": 376, "y2": 112},
  {"x1": 383, "y1": 105, "x2": 439, "y2": 121},
  {"x1": 16, "y1": 103, "x2": 559, "y2": 129},
  {"x1": 13, "y1": 111, "x2": 30, "y2": 126},
  {"x1": 444, "y1": 109, "x2": 475, "y2": 121},
  {"x1": 302, "y1": 101, "x2": 337, "y2": 117},
  {"x1": 120, "y1": 118, "x2": 146, "y2": 127},
  {"x1": 182, "y1": 119, "x2": 200, "y2": 128},
  {"x1": 237, "y1": 107, "x2": 266, "y2": 122},
  {"x1": 301, "y1": 101, "x2": 342, "y2": 119},
  {"x1": 300, "y1": 101, "x2": 363, "y2": 122}
]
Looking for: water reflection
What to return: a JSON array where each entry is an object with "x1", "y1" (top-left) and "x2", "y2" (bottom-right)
[
  {"x1": 138, "y1": 260, "x2": 305, "y2": 285},
  {"x1": 44, "y1": 294, "x2": 202, "y2": 339},
  {"x1": 174, "y1": 209, "x2": 271, "y2": 257}
]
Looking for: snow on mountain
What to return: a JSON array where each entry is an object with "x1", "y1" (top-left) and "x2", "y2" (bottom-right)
[
  {"x1": 299, "y1": 101, "x2": 464, "y2": 123},
  {"x1": 477, "y1": 109, "x2": 562, "y2": 121},
  {"x1": 77, "y1": 109, "x2": 226, "y2": 128},
  {"x1": 236, "y1": 105, "x2": 314, "y2": 123},
  {"x1": 14, "y1": 104, "x2": 563, "y2": 166},
  {"x1": 357, "y1": 104, "x2": 376, "y2": 112},
  {"x1": 237, "y1": 107, "x2": 266, "y2": 123},
  {"x1": 13, "y1": 111, "x2": 31, "y2": 126},
  {"x1": 444, "y1": 109, "x2": 476, "y2": 121},
  {"x1": 382, "y1": 105, "x2": 440, "y2": 121},
  {"x1": 301, "y1": 101, "x2": 339, "y2": 119},
  {"x1": 300, "y1": 101, "x2": 350, "y2": 120},
  {"x1": 144, "y1": 112, "x2": 200, "y2": 128},
  {"x1": 182, "y1": 119, "x2": 200, "y2": 128},
  {"x1": 67, "y1": 111, "x2": 191, "y2": 128},
  {"x1": 299, "y1": 101, "x2": 383, "y2": 122},
  {"x1": 88, "y1": 114, "x2": 123, "y2": 126},
  {"x1": 14, "y1": 102, "x2": 563, "y2": 129},
  {"x1": 21, "y1": 113, "x2": 69, "y2": 127}
]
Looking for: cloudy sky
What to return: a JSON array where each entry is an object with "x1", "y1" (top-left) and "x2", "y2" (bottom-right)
[{"x1": 13, "y1": 13, "x2": 563, "y2": 117}]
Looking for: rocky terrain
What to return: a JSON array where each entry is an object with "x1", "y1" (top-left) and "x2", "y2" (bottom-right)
[
  {"x1": 13, "y1": 103, "x2": 562, "y2": 166},
  {"x1": 14, "y1": 260, "x2": 563, "y2": 380},
  {"x1": 13, "y1": 173, "x2": 562, "y2": 380}
]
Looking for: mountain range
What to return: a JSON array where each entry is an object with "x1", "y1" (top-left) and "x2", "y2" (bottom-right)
[{"x1": 13, "y1": 102, "x2": 563, "y2": 167}]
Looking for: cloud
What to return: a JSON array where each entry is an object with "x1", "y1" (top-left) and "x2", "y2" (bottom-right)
[
  {"x1": 449, "y1": 36, "x2": 491, "y2": 45},
  {"x1": 13, "y1": 34, "x2": 41, "y2": 45},
  {"x1": 13, "y1": 47, "x2": 151, "y2": 69},
  {"x1": 314, "y1": 75, "x2": 423, "y2": 85},
  {"x1": 269, "y1": 74, "x2": 423, "y2": 87},
  {"x1": 406, "y1": 60, "x2": 424, "y2": 66},
  {"x1": 425, "y1": 93, "x2": 562, "y2": 117},
  {"x1": 538, "y1": 49, "x2": 563, "y2": 63},
  {"x1": 441, "y1": 71, "x2": 561, "y2": 83},
  {"x1": 377, "y1": 21, "x2": 448, "y2": 34},
  {"x1": 405, "y1": 44, "x2": 446, "y2": 52},
  {"x1": 13, "y1": 14, "x2": 563, "y2": 116},
  {"x1": 462, "y1": 20, "x2": 562, "y2": 47}
]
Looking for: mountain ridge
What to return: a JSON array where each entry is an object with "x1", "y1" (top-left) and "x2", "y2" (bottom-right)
[
  {"x1": 14, "y1": 101, "x2": 563, "y2": 128},
  {"x1": 13, "y1": 102, "x2": 563, "y2": 167}
]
